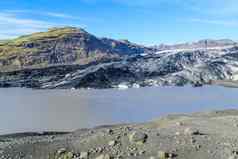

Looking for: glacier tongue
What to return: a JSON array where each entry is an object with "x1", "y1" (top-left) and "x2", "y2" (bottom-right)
[{"x1": 1, "y1": 46, "x2": 238, "y2": 89}]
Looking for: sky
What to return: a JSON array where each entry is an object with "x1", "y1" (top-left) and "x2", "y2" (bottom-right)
[{"x1": 0, "y1": 0, "x2": 238, "y2": 45}]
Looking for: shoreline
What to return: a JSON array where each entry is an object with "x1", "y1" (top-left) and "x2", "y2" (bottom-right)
[
  {"x1": 0, "y1": 80, "x2": 237, "y2": 90},
  {"x1": 1, "y1": 109, "x2": 238, "y2": 159}
]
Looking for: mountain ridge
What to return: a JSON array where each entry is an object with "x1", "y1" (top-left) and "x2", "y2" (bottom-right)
[
  {"x1": 0, "y1": 27, "x2": 154, "y2": 72},
  {"x1": 154, "y1": 39, "x2": 237, "y2": 51}
]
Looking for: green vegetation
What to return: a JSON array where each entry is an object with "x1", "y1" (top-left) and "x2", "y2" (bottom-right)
[
  {"x1": 0, "y1": 27, "x2": 87, "y2": 71},
  {"x1": 0, "y1": 26, "x2": 138, "y2": 72},
  {"x1": 7, "y1": 27, "x2": 83, "y2": 46},
  {"x1": 0, "y1": 27, "x2": 84, "y2": 58}
]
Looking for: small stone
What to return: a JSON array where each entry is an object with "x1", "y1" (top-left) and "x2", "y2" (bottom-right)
[
  {"x1": 80, "y1": 152, "x2": 89, "y2": 159},
  {"x1": 89, "y1": 130, "x2": 94, "y2": 134},
  {"x1": 132, "y1": 147, "x2": 137, "y2": 151},
  {"x1": 116, "y1": 136, "x2": 121, "y2": 139},
  {"x1": 96, "y1": 147, "x2": 103, "y2": 153},
  {"x1": 124, "y1": 126, "x2": 132, "y2": 131},
  {"x1": 108, "y1": 140, "x2": 117, "y2": 146},
  {"x1": 90, "y1": 148, "x2": 97, "y2": 154},
  {"x1": 195, "y1": 144, "x2": 201, "y2": 150},
  {"x1": 191, "y1": 138, "x2": 196, "y2": 144},
  {"x1": 176, "y1": 122, "x2": 183, "y2": 126},
  {"x1": 50, "y1": 135, "x2": 55, "y2": 140},
  {"x1": 129, "y1": 131, "x2": 148, "y2": 144},
  {"x1": 233, "y1": 123, "x2": 238, "y2": 128},
  {"x1": 184, "y1": 128, "x2": 200, "y2": 135},
  {"x1": 229, "y1": 155, "x2": 238, "y2": 159},
  {"x1": 158, "y1": 151, "x2": 169, "y2": 158},
  {"x1": 176, "y1": 140, "x2": 181, "y2": 144},
  {"x1": 139, "y1": 150, "x2": 146, "y2": 155},
  {"x1": 65, "y1": 152, "x2": 74, "y2": 158},
  {"x1": 95, "y1": 154, "x2": 112, "y2": 159},
  {"x1": 107, "y1": 129, "x2": 114, "y2": 134},
  {"x1": 57, "y1": 148, "x2": 66, "y2": 155},
  {"x1": 128, "y1": 152, "x2": 134, "y2": 156},
  {"x1": 116, "y1": 155, "x2": 123, "y2": 159}
]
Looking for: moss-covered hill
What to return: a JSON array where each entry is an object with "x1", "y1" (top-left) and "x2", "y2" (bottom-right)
[{"x1": 0, "y1": 27, "x2": 153, "y2": 72}]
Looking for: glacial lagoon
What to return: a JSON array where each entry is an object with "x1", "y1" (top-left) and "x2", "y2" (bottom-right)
[{"x1": 0, "y1": 86, "x2": 238, "y2": 134}]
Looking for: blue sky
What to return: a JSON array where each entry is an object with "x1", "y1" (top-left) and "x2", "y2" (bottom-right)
[{"x1": 0, "y1": 0, "x2": 238, "y2": 45}]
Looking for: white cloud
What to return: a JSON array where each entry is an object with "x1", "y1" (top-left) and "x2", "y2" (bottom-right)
[
  {"x1": 44, "y1": 12, "x2": 76, "y2": 19},
  {"x1": 173, "y1": 0, "x2": 238, "y2": 28},
  {"x1": 0, "y1": 12, "x2": 54, "y2": 39},
  {"x1": 3, "y1": 10, "x2": 79, "y2": 19},
  {"x1": 0, "y1": 13, "x2": 53, "y2": 28},
  {"x1": 0, "y1": 11, "x2": 87, "y2": 40},
  {"x1": 3, "y1": 9, "x2": 101, "y2": 23}
]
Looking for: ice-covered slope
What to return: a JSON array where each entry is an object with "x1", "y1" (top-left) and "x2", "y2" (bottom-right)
[{"x1": 1, "y1": 46, "x2": 238, "y2": 89}]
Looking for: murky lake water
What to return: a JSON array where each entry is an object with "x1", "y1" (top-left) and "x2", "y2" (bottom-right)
[{"x1": 0, "y1": 86, "x2": 238, "y2": 134}]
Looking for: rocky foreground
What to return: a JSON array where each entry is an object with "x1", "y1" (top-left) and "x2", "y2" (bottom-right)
[{"x1": 1, "y1": 110, "x2": 238, "y2": 159}]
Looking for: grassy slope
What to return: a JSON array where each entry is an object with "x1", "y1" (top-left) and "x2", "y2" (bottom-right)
[
  {"x1": 0, "y1": 27, "x2": 96, "y2": 71},
  {"x1": 0, "y1": 27, "x2": 146, "y2": 72},
  {"x1": 0, "y1": 27, "x2": 83, "y2": 59}
]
